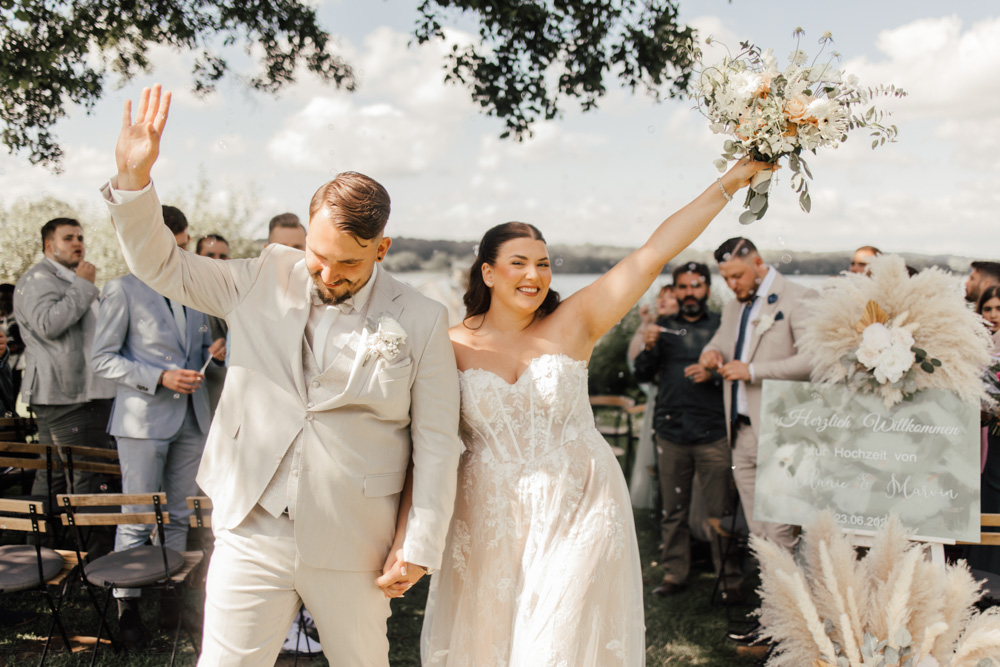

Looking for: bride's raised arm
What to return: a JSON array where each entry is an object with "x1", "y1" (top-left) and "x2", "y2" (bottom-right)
[{"x1": 561, "y1": 158, "x2": 771, "y2": 346}]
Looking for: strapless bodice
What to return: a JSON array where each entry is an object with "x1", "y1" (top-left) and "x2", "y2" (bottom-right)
[{"x1": 457, "y1": 353, "x2": 600, "y2": 464}]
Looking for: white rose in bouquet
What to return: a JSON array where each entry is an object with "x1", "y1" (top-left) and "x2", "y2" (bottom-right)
[
  {"x1": 874, "y1": 343, "x2": 915, "y2": 384},
  {"x1": 861, "y1": 322, "x2": 892, "y2": 351},
  {"x1": 890, "y1": 326, "x2": 915, "y2": 350}
]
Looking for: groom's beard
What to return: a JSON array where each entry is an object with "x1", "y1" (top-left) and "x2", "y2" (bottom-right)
[{"x1": 309, "y1": 270, "x2": 365, "y2": 306}]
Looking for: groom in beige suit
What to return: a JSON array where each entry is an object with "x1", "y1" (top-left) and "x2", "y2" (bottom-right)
[
  {"x1": 101, "y1": 85, "x2": 463, "y2": 665},
  {"x1": 699, "y1": 237, "x2": 816, "y2": 553}
]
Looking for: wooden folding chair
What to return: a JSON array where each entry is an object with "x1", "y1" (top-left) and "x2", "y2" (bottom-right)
[
  {"x1": 61, "y1": 444, "x2": 121, "y2": 494},
  {"x1": 0, "y1": 415, "x2": 39, "y2": 442},
  {"x1": 0, "y1": 498, "x2": 73, "y2": 664},
  {"x1": 0, "y1": 442, "x2": 62, "y2": 527},
  {"x1": 590, "y1": 395, "x2": 637, "y2": 476},
  {"x1": 58, "y1": 492, "x2": 202, "y2": 666}
]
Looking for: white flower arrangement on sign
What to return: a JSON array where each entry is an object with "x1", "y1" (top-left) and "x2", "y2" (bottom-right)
[
  {"x1": 754, "y1": 511, "x2": 1000, "y2": 667},
  {"x1": 692, "y1": 29, "x2": 906, "y2": 223},
  {"x1": 798, "y1": 255, "x2": 993, "y2": 409},
  {"x1": 362, "y1": 314, "x2": 407, "y2": 367}
]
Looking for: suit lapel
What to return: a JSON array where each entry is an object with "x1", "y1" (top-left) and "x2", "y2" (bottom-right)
[
  {"x1": 747, "y1": 271, "x2": 786, "y2": 361},
  {"x1": 285, "y1": 260, "x2": 312, "y2": 399}
]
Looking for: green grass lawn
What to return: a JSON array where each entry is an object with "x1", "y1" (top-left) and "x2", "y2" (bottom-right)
[{"x1": 0, "y1": 510, "x2": 763, "y2": 666}]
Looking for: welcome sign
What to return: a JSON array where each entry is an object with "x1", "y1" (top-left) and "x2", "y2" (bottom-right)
[{"x1": 754, "y1": 380, "x2": 980, "y2": 542}]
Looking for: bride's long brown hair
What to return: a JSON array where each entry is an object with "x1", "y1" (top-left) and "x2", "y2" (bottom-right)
[{"x1": 463, "y1": 222, "x2": 561, "y2": 325}]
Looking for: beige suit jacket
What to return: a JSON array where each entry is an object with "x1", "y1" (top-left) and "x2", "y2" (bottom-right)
[
  {"x1": 101, "y1": 182, "x2": 463, "y2": 572},
  {"x1": 703, "y1": 271, "x2": 817, "y2": 441}
]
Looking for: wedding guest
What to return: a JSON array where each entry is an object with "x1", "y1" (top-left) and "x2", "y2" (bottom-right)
[
  {"x1": 195, "y1": 234, "x2": 230, "y2": 415},
  {"x1": 965, "y1": 261, "x2": 1000, "y2": 304},
  {"x1": 698, "y1": 237, "x2": 816, "y2": 648},
  {"x1": 195, "y1": 234, "x2": 231, "y2": 260},
  {"x1": 627, "y1": 284, "x2": 678, "y2": 509},
  {"x1": 92, "y1": 205, "x2": 214, "y2": 645},
  {"x1": 967, "y1": 285, "x2": 1000, "y2": 577},
  {"x1": 633, "y1": 262, "x2": 743, "y2": 602},
  {"x1": 849, "y1": 246, "x2": 881, "y2": 274},
  {"x1": 268, "y1": 212, "x2": 306, "y2": 251},
  {"x1": 0, "y1": 284, "x2": 25, "y2": 401},
  {"x1": 978, "y1": 286, "x2": 1000, "y2": 335},
  {"x1": 14, "y1": 218, "x2": 114, "y2": 498},
  {"x1": 627, "y1": 284, "x2": 678, "y2": 361},
  {"x1": 1, "y1": 330, "x2": 17, "y2": 416}
]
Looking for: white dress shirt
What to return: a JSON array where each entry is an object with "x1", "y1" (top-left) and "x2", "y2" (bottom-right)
[{"x1": 735, "y1": 266, "x2": 776, "y2": 418}]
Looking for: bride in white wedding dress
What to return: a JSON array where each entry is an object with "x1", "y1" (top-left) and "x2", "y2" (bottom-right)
[{"x1": 416, "y1": 159, "x2": 769, "y2": 666}]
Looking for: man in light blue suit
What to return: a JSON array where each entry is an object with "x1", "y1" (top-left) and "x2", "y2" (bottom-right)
[{"x1": 92, "y1": 205, "x2": 214, "y2": 644}]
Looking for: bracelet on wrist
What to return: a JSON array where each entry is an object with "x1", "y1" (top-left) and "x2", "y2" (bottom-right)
[{"x1": 716, "y1": 177, "x2": 733, "y2": 203}]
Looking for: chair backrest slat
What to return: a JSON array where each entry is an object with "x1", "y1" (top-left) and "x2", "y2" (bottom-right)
[
  {"x1": 0, "y1": 456, "x2": 62, "y2": 472},
  {"x1": 0, "y1": 441, "x2": 56, "y2": 456},
  {"x1": 58, "y1": 493, "x2": 165, "y2": 507},
  {"x1": 61, "y1": 445, "x2": 120, "y2": 461},
  {"x1": 982, "y1": 514, "x2": 1000, "y2": 528},
  {"x1": 60, "y1": 512, "x2": 169, "y2": 527},
  {"x1": 0, "y1": 516, "x2": 48, "y2": 533}
]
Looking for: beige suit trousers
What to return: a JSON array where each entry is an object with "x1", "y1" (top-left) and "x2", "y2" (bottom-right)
[
  {"x1": 732, "y1": 423, "x2": 798, "y2": 553},
  {"x1": 198, "y1": 505, "x2": 390, "y2": 666}
]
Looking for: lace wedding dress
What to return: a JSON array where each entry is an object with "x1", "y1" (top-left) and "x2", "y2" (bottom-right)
[{"x1": 421, "y1": 354, "x2": 645, "y2": 666}]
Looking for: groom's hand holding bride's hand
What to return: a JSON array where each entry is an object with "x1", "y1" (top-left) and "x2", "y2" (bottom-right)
[
  {"x1": 116, "y1": 83, "x2": 171, "y2": 191},
  {"x1": 376, "y1": 548, "x2": 427, "y2": 598}
]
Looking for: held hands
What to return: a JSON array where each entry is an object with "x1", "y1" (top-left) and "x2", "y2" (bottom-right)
[
  {"x1": 75, "y1": 261, "x2": 97, "y2": 284},
  {"x1": 376, "y1": 548, "x2": 427, "y2": 599},
  {"x1": 116, "y1": 84, "x2": 171, "y2": 191},
  {"x1": 161, "y1": 369, "x2": 204, "y2": 394}
]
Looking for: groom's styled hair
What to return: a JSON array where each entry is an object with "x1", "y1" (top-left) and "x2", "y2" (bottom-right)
[
  {"x1": 309, "y1": 172, "x2": 391, "y2": 240},
  {"x1": 714, "y1": 237, "x2": 758, "y2": 264}
]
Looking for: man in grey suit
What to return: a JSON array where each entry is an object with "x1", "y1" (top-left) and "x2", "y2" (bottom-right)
[
  {"x1": 92, "y1": 205, "x2": 213, "y2": 644},
  {"x1": 14, "y1": 218, "x2": 114, "y2": 497},
  {"x1": 699, "y1": 237, "x2": 816, "y2": 554},
  {"x1": 101, "y1": 85, "x2": 462, "y2": 666}
]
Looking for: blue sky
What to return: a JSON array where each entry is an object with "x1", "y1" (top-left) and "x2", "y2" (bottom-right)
[{"x1": 1, "y1": 1, "x2": 997, "y2": 260}]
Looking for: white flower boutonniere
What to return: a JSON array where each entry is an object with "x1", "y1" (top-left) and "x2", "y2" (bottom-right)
[
  {"x1": 362, "y1": 314, "x2": 407, "y2": 367},
  {"x1": 754, "y1": 313, "x2": 776, "y2": 336}
]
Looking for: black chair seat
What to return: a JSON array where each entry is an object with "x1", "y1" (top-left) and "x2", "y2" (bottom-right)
[
  {"x1": 0, "y1": 545, "x2": 65, "y2": 593},
  {"x1": 83, "y1": 545, "x2": 184, "y2": 588}
]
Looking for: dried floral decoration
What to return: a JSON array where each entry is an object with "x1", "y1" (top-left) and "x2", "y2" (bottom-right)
[
  {"x1": 798, "y1": 255, "x2": 993, "y2": 408},
  {"x1": 753, "y1": 511, "x2": 1000, "y2": 667}
]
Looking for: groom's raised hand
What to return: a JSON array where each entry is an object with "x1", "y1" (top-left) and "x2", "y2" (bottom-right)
[{"x1": 116, "y1": 84, "x2": 171, "y2": 191}]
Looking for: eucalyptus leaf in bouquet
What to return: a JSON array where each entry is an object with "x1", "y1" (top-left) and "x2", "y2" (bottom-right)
[{"x1": 692, "y1": 29, "x2": 906, "y2": 222}]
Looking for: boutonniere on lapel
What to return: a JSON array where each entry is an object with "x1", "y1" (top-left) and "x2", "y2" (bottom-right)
[
  {"x1": 753, "y1": 311, "x2": 784, "y2": 336},
  {"x1": 362, "y1": 314, "x2": 407, "y2": 367}
]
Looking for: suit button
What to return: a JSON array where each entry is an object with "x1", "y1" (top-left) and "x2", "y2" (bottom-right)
[
  {"x1": 305, "y1": 414, "x2": 314, "y2": 422},
  {"x1": 307, "y1": 401, "x2": 314, "y2": 408},
  {"x1": 311, "y1": 381, "x2": 320, "y2": 388}
]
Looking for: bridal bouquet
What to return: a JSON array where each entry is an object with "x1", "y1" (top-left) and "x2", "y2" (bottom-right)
[
  {"x1": 754, "y1": 511, "x2": 1000, "y2": 667},
  {"x1": 798, "y1": 255, "x2": 993, "y2": 409},
  {"x1": 692, "y1": 29, "x2": 906, "y2": 223}
]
